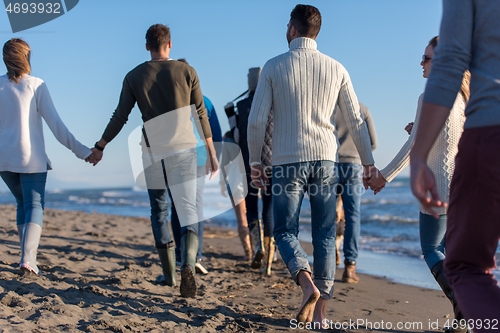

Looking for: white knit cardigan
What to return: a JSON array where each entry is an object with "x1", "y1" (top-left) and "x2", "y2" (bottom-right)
[{"x1": 380, "y1": 93, "x2": 466, "y2": 215}]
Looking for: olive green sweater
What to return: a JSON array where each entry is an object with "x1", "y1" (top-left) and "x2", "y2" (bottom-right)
[{"x1": 102, "y1": 60, "x2": 212, "y2": 148}]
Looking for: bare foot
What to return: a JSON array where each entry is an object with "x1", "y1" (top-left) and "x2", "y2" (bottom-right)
[
  {"x1": 296, "y1": 271, "x2": 320, "y2": 323},
  {"x1": 312, "y1": 297, "x2": 328, "y2": 328}
]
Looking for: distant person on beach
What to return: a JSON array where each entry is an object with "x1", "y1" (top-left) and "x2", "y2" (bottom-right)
[
  {"x1": 410, "y1": 0, "x2": 500, "y2": 329},
  {"x1": 90, "y1": 24, "x2": 219, "y2": 298},
  {"x1": 247, "y1": 5, "x2": 381, "y2": 327},
  {"x1": 225, "y1": 67, "x2": 276, "y2": 275},
  {"x1": 219, "y1": 130, "x2": 252, "y2": 261},
  {"x1": 167, "y1": 58, "x2": 222, "y2": 276},
  {"x1": 334, "y1": 102, "x2": 377, "y2": 284},
  {"x1": 0, "y1": 38, "x2": 95, "y2": 276},
  {"x1": 369, "y1": 36, "x2": 470, "y2": 333}
]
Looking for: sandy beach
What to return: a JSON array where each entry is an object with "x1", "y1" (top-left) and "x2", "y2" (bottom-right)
[{"x1": 0, "y1": 204, "x2": 455, "y2": 332}]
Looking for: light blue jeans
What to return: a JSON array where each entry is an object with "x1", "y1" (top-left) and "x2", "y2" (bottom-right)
[
  {"x1": 336, "y1": 163, "x2": 363, "y2": 264},
  {"x1": 272, "y1": 161, "x2": 338, "y2": 299},
  {"x1": 145, "y1": 150, "x2": 199, "y2": 247},
  {"x1": 419, "y1": 212, "x2": 447, "y2": 270},
  {"x1": 0, "y1": 172, "x2": 47, "y2": 228}
]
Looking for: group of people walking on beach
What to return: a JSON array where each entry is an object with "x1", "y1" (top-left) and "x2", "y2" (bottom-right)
[{"x1": 1, "y1": 1, "x2": 499, "y2": 332}]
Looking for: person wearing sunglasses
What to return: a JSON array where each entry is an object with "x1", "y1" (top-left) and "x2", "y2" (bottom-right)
[{"x1": 367, "y1": 36, "x2": 471, "y2": 333}]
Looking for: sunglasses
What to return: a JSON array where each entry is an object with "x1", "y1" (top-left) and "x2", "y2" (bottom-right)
[{"x1": 422, "y1": 55, "x2": 432, "y2": 64}]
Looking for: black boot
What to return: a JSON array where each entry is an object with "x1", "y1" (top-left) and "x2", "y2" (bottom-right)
[
  {"x1": 180, "y1": 230, "x2": 198, "y2": 298},
  {"x1": 156, "y1": 242, "x2": 177, "y2": 287},
  {"x1": 431, "y1": 260, "x2": 469, "y2": 333}
]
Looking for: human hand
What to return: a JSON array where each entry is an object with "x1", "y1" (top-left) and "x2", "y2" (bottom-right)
[
  {"x1": 410, "y1": 159, "x2": 445, "y2": 218},
  {"x1": 206, "y1": 153, "x2": 220, "y2": 180},
  {"x1": 250, "y1": 164, "x2": 269, "y2": 191},
  {"x1": 88, "y1": 148, "x2": 103, "y2": 166},
  {"x1": 85, "y1": 153, "x2": 98, "y2": 165},
  {"x1": 220, "y1": 185, "x2": 227, "y2": 197},
  {"x1": 364, "y1": 165, "x2": 386, "y2": 194},
  {"x1": 405, "y1": 122, "x2": 414, "y2": 135}
]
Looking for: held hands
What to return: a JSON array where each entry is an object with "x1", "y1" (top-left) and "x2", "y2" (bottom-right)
[
  {"x1": 85, "y1": 148, "x2": 103, "y2": 166},
  {"x1": 410, "y1": 158, "x2": 445, "y2": 218},
  {"x1": 250, "y1": 163, "x2": 269, "y2": 191},
  {"x1": 405, "y1": 122, "x2": 414, "y2": 135},
  {"x1": 363, "y1": 164, "x2": 386, "y2": 195},
  {"x1": 206, "y1": 153, "x2": 220, "y2": 180}
]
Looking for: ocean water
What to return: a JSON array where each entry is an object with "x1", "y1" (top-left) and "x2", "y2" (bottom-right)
[{"x1": 1, "y1": 177, "x2": 498, "y2": 290}]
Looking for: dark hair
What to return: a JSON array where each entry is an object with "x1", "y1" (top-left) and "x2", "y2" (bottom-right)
[
  {"x1": 145, "y1": 24, "x2": 171, "y2": 52},
  {"x1": 428, "y1": 36, "x2": 439, "y2": 48},
  {"x1": 3, "y1": 38, "x2": 31, "y2": 84},
  {"x1": 290, "y1": 4, "x2": 322, "y2": 38}
]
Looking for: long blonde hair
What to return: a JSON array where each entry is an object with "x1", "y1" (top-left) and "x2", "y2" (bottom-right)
[
  {"x1": 429, "y1": 36, "x2": 470, "y2": 103},
  {"x1": 3, "y1": 38, "x2": 31, "y2": 84}
]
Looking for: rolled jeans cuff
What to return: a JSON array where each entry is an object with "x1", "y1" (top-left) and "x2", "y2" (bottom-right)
[
  {"x1": 314, "y1": 278, "x2": 334, "y2": 300},
  {"x1": 287, "y1": 256, "x2": 312, "y2": 284}
]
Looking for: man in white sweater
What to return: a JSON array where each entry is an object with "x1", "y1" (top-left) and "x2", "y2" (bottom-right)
[{"x1": 247, "y1": 4, "x2": 380, "y2": 327}]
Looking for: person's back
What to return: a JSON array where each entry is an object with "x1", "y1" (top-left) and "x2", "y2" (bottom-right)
[
  {"x1": 102, "y1": 59, "x2": 210, "y2": 149},
  {"x1": 253, "y1": 40, "x2": 373, "y2": 166}
]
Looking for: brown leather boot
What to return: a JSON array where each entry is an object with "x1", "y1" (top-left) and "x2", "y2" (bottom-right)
[{"x1": 342, "y1": 260, "x2": 359, "y2": 284}]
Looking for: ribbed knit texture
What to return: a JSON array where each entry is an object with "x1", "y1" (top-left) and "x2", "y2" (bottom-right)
[
  {"x1": 380, "y1": 93, "x2": 465, "y2": 215},
  {"x1": 0, "y1": 75, "x2": 91, "y2": 173},
  {"x1": 247, "y1": 37, "x2": 374, "y2": 167}
]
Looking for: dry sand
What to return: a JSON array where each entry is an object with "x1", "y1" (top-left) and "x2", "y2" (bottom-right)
[{"x1": 0, "y1": 205, "x2": 455, "y2": 332}]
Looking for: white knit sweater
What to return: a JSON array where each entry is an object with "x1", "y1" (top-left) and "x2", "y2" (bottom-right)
[
  {"x1": 380, "y1": 93, "x2": 466, "y2": 215},
  {"x1": 0, "y1": 75, "x2": 91, "y2": 173},
  {"x1": 247, "y1": 37, "x2": 374, "y2": 166}
]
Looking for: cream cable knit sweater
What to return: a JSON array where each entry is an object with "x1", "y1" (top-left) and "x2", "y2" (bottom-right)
[
  {"x1": 380, "y1": 93, "x2": 466, "y2": 215},
  {"x1": 0, "y1": 75, "x2": 91, "y2": 173},
  {"x1": 247, "y1": 37, "x2": 374, "y2": 167}
]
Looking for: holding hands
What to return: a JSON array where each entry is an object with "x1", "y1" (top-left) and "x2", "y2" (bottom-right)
[{"x1": 363, "y1": 164, "x2": 386, "y2": 195}]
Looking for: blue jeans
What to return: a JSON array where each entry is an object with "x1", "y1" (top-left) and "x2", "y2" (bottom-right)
[
  {"x1": 0, "y1": 172, "x2": 47, "y2": 228},
  {"x1": 273, "y1": 161, "x2": 338, "y2": 299},
  {"x1": 336, "y1": 163, "x2": 363, "y2": 263},
  {"x1": 170, "y1": 167, "x2": 206, "y2": 259},
  {"x1": 419, "y1": 212, "x2": 446, "y2": 270},
  {"x1": 145, "y1": 150, "x2": 199, "y2": 248}
]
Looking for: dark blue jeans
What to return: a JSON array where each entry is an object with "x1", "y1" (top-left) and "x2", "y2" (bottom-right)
[
  {"x1": 336, "y1": 163, "x2": 363, "y2": 263},
  {"x1": 0, "y1": 172, "x2": 47, "y2": 228},
  {"x1": 246, "y1": 174, "x2": 273, "y2": 237},
  {"x1": 272, "y1": 161, "x2": 338, "y2": 299}
]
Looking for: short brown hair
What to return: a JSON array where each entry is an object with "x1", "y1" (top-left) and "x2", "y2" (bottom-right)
[
  {"x1": 3, "y1": 38, "x2": 31, "y2": 84},
  {"x1": 290, "y1": 4, "x2": 322, "y2": 38},
  {"x1": 145, "y1": 24, "x2": 171, "y2": 52}
]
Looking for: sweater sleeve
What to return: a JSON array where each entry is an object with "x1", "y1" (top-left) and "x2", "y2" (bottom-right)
[
  {"x1": 36, "y1": 82, "x2": 91, "y2": 160},
  {"x1": 102, "y1": 75, "x2": 136, "y2": 143},
  {"x1": 191, "y1": 71, "x2": 212, "y2": 140},
  {"x1": 380, "y1": 95, "x2": 423, "y2": 182},
  {"x1": 248, "y1": 61, "x2": 273, "y2": 165},
  {"x1": 423, "y1": 0, "x2": 473, "y2": 108},
  {"x1": 361, "y1": 104, "x2": 377, "y2": 151},
  {"x1": 337, "y1": 69, "x2": 375, "y2": 165}
]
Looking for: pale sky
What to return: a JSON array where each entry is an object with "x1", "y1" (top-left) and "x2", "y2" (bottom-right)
[{"x1": 0, "y1": 0, "x2": 443, "y2": 190}]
